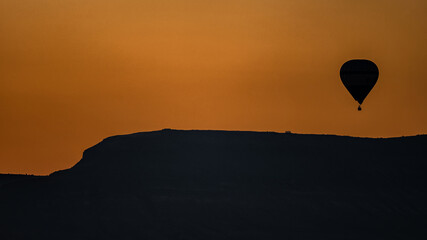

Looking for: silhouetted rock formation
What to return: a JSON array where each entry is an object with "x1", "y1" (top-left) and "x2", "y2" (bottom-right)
[
  {"x1": 1, "y1": 129, "x2": 426, "y2": 239},
  {"x1": 0, "y1": 174, "x2": 45, "y2": 188}
]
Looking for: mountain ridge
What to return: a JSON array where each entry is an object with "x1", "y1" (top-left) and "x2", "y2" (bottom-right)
[{"x1": 1, "y1": 129, "x2": 426, "y2": 239}]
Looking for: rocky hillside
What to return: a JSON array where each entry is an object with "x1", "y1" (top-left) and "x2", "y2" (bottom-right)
[{"x1": 1, "y1": 129, "x2": 426, "y2": 239}]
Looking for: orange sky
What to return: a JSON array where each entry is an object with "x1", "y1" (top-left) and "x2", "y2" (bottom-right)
[{"x1": 1, "y1": 0, "x2": 426, "y2": 175}]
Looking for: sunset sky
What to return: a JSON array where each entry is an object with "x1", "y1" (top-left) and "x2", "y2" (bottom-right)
[{"x1": 1, "y1": 0, "x2": 426, "y2": 174}]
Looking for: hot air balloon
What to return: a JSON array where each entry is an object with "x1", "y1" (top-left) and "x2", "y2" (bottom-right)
[{"x1": 340, "y1": 59, "x2": 379, "y2": 111}]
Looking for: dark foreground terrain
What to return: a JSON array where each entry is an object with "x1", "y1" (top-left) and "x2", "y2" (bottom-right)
[{"x1": 1, "y1": 129, "x2": 426, "y2": 239}]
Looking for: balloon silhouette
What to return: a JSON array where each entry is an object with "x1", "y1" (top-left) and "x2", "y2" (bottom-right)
[{"x1": 340, "y1": 59, "x2": 379, "y2": 111}]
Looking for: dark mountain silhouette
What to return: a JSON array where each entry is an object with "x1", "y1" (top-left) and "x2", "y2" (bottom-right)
[
  {"x1": 0, "y1": 174, "x2": 45, "y2": 188},
  {"x1": 1, "y1": 129, "x2": 426, "y2": 239}
]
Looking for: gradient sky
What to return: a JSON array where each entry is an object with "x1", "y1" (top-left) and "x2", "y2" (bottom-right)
[{"x1": 1, "y1": 0, "x2": 426, "y2": 174}]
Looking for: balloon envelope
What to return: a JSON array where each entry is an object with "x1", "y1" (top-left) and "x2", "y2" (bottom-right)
[{"x1": 340, "y1": 59, "x2": 379, "y2": 105}]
